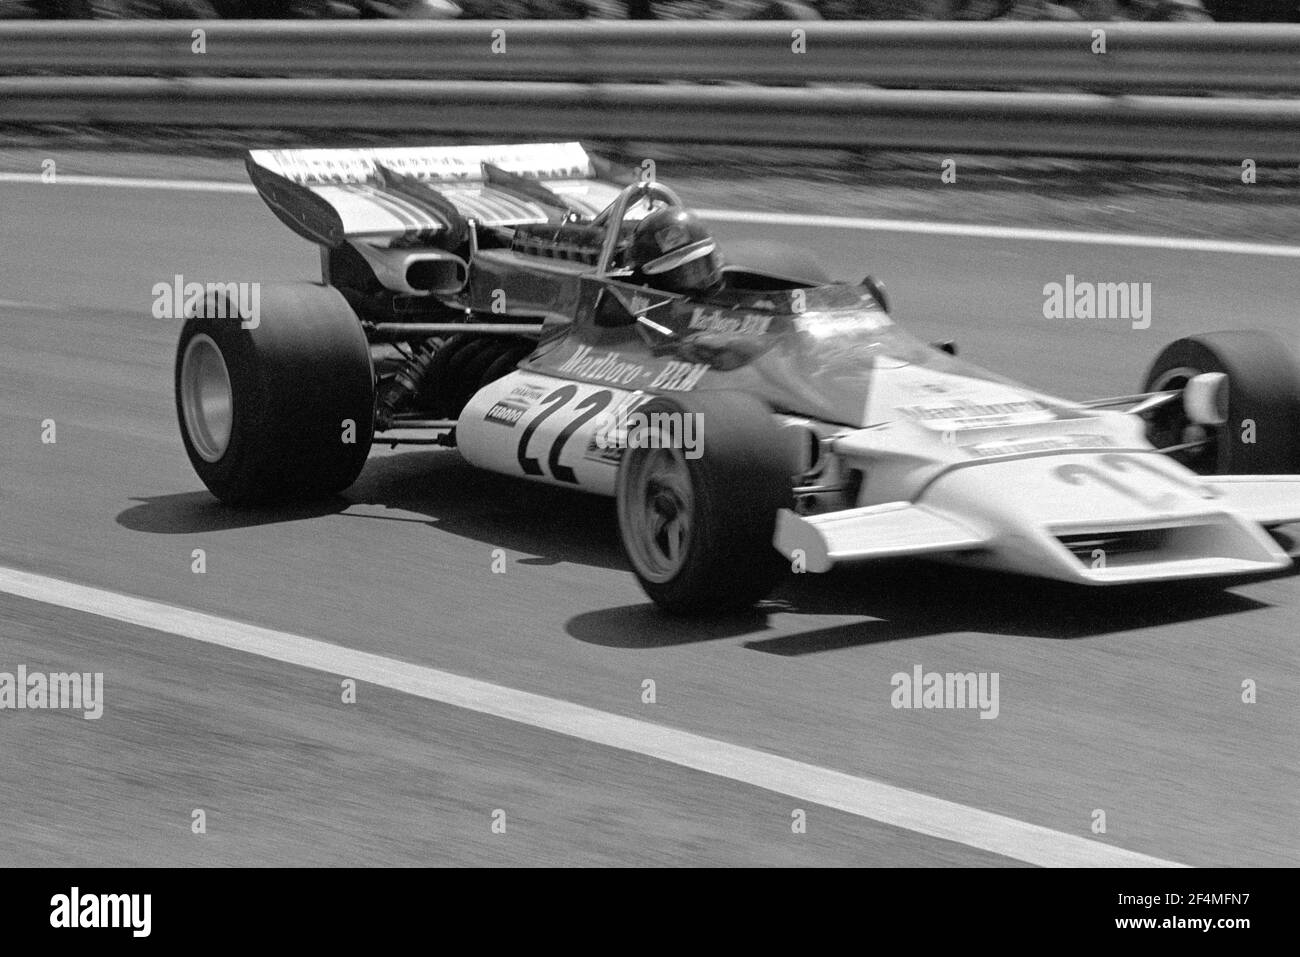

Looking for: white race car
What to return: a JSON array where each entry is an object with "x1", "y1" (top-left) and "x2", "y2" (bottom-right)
[{"x1": 175, "y1": 142, "x2": 1300, "y2": 614}]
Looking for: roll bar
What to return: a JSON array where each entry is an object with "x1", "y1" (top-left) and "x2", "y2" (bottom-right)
[{"x1": 593, "y1": 181, "x2": 685, "y2": 277}]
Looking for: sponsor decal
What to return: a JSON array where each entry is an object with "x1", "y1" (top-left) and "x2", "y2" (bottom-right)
[
  {"x1": 555, "y1": 348, "x2": 707, "y2": 393},
  {"x1": 484, "y1": 401, "x2": 528, "y2": 428},
  {"x1": 557, "y1": 345, "x2": 646, "y2": 385},
  {"x1": 793, "y1": 309, "x2": 890, "y2": 337},
  {"x1": 963, "y1": 434, "x2": 1118, "y2": 458},
  {"x1": 687, "y1": 307, "x2": 772, "y2": 336},
  {"x1": 898, "y1": 397, "x2": 1056, "y2": 430},
  {"x1": 649, "y1": 360, "x2": 709, "y2": 392},
  {"x1": 265, "y1": 145, "x2": 588, "y2": 187},
  {"x1": 509, "y1": 383, "x2": 547, "y2": 403},
  {"x1": 483, "y1": 379, "x2": 548, "y2": 428}
]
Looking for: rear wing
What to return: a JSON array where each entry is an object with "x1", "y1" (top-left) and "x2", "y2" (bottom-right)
[{"x1": 245, "y1": 142, "x2": 625, "y2": 248}]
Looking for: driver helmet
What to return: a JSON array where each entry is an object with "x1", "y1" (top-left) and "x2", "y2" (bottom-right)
[{"x1": 625, "y1": 208, "x2": 723, "y2": 295}]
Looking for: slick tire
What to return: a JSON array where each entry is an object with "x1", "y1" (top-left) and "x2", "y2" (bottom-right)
[
  {"x1": 175, "y1": 282, "x2": 375, "y2": 505},
  {"x1": 615, "y1": 391, "x2": 795, "y2": 616},
  {"x1": 1143, "y1": 330, "x2": 1300, "y2": 474}
]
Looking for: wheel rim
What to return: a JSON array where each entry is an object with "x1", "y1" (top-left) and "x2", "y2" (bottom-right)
[
  {"x1": 1149, "y1": 364, "x2": 1218, "y2": 473},
  {"x1": 619, "y1": 444, "x2": 695, "y2": 584},
  {"x1": 180, "y1": 334, "x2": 234, "y2": 463}
]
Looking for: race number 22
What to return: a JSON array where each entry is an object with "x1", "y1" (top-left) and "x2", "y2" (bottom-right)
[{"x1": 516, "y1": 385, "x2": 613, "y2": 483}]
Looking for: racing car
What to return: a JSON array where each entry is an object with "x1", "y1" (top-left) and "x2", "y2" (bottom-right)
[{"x1": 175, "y1": 142, "x2": 1300, "y2": 614}]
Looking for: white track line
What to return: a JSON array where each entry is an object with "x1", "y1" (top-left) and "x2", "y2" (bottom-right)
[
  {"x1": 0, "y1": 564, "x2": 1183, "y2": 868},
  {"x1": 0, "y1": 299, "x2": 56, "y2": 310},
  {"x1": 1, "y1": 171, "x2": 1297, "y2": 258},
  {"x1": 697, "y1": 209, "x2": 1300, "y2": 259},
  {"x1": 0, "y1": 172, "x2": 255, "y2": 194}
]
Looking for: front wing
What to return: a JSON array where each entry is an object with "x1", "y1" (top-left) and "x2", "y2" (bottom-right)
[{"x1": 774, "y1": 476, "x2": 1300, "y2": 582}]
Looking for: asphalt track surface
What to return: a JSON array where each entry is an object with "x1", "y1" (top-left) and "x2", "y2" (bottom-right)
[{"x1": 1, "y1": 173, "x2": 1297, "y2": 867}]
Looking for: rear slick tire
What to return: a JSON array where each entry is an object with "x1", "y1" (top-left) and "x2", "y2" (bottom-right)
[{"x1": 175, "y1": 283, "x2": 375, "y2": 505}]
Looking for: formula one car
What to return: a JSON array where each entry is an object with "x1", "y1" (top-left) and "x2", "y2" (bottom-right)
[{"x1": 175, "y1": 142, "x2": 1300, "y2": 614}]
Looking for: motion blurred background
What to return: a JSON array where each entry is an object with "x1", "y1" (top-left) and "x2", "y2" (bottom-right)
[{"x1": 4, "y1": 0, "x2": 1298, "y2": 26}]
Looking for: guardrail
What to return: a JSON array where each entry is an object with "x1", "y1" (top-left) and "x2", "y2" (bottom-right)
[
  {"x1": 1, "y1": 22, "x2": 1297, "y2": 160},
  {"x1": 2, "y1": 21, "x2": 1298, "y2": 92}
]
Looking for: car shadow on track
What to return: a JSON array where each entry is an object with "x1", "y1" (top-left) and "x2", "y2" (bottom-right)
[
  {"x1": 118, "y1": 450, "x2": 629, "y2": 571},
  {"x1": 121, "y1": 451, "x2": 1291, "y2": 653},
  {"x1": 568, "y1": 559, "x2": 1276, "y2": 654},
  {"x1": 116, "y1": 491, "x2": 352, "y2": 534},
  {"x1": 345, "y1": 450, "x2": 625, "y2": 570}
]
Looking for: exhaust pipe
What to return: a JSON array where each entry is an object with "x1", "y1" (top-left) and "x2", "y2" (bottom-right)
[
  {"x1": 404, "y1": 256, "x2": 468, "y2": 296},
  {"x1": 350, "y1": 241, "x2": 468, "y2": 296}
]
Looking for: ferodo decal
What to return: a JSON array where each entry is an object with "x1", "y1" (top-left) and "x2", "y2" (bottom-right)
[
  {"x1": 484, "y1": 401, "x2": 526, "y2": 427},
  {"x1": 483, "y1": 381, "x2": 548, "y2": 428}
]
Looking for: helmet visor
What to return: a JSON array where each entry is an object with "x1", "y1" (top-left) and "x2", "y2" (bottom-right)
[
  {"x1": 641, "y1": 237, "x2": 718, "y2": 276},
  {"x1": 660, "y1": 250, "x2": 723, "y2": 293}
]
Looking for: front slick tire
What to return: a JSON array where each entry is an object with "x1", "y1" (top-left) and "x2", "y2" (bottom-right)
[
  {"x1": 1143, "y1": 330, "x2": 1300, "y2": 474},
  {"x1": 175, "y1": 282, "x2": 375, "y2": 506},
  {"x1": 616, "y1": 392, "x2": 794, "y2": 616}
]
